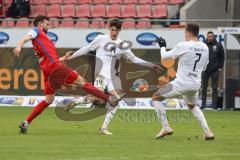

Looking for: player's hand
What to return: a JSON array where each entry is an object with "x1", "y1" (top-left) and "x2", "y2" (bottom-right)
[
  {"x1": 59, "y1": 56, "x2": 67, "y2": 62},
  {"x1": 13, "y1": 47, "x2": 21, "y2": 58},
  {"x1": 156, "y1": 37, "x2": 166, "y2": 48},
  {"x1": 152, "y1": 64, "x2": 163, "y2": 75},
  {"x1": 60, "y1": 51, "x2": 75, "y2": 62}
]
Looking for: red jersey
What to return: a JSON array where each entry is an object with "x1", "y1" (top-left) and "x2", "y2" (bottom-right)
[{"x1": 28, "y1": 27, "x2": 60, "y2": 74}]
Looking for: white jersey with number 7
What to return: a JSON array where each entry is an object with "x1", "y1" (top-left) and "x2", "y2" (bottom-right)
[{"x1": 161, "y1": 41, "x2": 209, "y2": 90}]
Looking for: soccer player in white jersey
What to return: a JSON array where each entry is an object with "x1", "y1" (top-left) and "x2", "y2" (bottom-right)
[
  {"x1": 62, "y1": 19, "x2": 162, "y2": 135},
  {"x1": 152, "y1": 24, "x2": 214, "y2": 140}
]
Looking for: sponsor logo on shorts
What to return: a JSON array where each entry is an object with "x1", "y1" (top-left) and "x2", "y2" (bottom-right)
[
  {"x1": 136, "y1": 32, "x2": 158, "y2": 46},
  {"x1": 86, "y1": 32, "x2": 104, "y2": 43},
  {"x1": 0, "y1": 32, "x2": 9, "y2": 44},
  {"x1": 47, "y1": 32, "x2": 58, "y2": 43}
]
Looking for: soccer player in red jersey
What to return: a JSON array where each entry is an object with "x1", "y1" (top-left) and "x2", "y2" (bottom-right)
[{"x1": 13, "y1": 15, "x2": 124, "y2": 134}]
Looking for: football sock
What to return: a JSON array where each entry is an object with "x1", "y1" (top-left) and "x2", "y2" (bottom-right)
[
  {"x1": 81, "y1": 82, "x2": 109, "y2": 102},
  {"x1": 153, "y1": 100, "x2": 169, "y2": 129},
  {"x1": 24, "y1": 120, "x2": 29, "y2": 127},
  {"x1": 101, "y1": 101, "x2": 122, "y2": 129},
  {"x1": 191, "y1": 106, "x2": 210, "y2": 133},
  {"x1": 26, "y1": 100, "x2": 49, "y2": 123},
  {"x1": 74, "y1": 96, "x2": 87, "y2": 104}
]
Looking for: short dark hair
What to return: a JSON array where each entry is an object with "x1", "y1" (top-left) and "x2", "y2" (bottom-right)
[
  {"x1": 109, "y1": 19, "x2": 122, "y2": 30},
  {"x1": 185, "y1": 23, "x2": 199, "y2": 37},
  {"x1": 207, "y1": 31, "x2": 214, "y2": 35},
  {"x1": 33, "y1": 15, "x2": 49, "y2": 27}
]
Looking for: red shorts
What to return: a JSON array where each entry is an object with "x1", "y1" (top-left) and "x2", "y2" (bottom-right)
[{"x1": 43, "y1": 64, "x2": 79, "y2": 95}]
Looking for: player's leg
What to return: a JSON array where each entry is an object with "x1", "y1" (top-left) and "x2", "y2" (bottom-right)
[
  {"x1": 100, "y1": 90, "x2": 123, "y2": 135},
  {"x1": 49, "y1": 64, "x2": 124, "y2": 106},
  {"x1": 82, "y1": 75, "x2": 108, "y2": 106},
  {"x1": 19, "y1": 77, "x2": 56, "y2": 134},
  {"x1": 211, "y1": 71, "x2": 220, "y2": 110},
  {"x1": 183, "y1": 92, "x2": 214, "y2": 140},
  {"x1": 64, "y1": 75, "x2": 107, "y2": 111},
  {"x1": 19, "y1": 93, "x2": 55, "y2": 134},
  {"x1": 69, "y1": 73, "x2": 124, "y2": 106},
  {"x1": 100, "y1": 77, "x2": 123, "y2": 135},
  {"x1": 69, "y1": 73, "x2": 108, "y2": 101},
  {"x1": 201, "y1": 72, "x2": 210, "y2": 109},
  {"x1": 152, "y1": 83, "x2": 175, "y2": 139}
]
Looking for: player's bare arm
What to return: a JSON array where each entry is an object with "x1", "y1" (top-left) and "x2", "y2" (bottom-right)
[
  {"x1": 13, "y1": 35, "x2": 33, "y2": 58},
  {"x1": 59, "y1": 51, "x2": 75, "y2": 62}
]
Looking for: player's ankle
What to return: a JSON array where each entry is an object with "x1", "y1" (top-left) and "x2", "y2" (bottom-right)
[{"x1": 24, "y1": 120, "x2": 30, "y2": 126}]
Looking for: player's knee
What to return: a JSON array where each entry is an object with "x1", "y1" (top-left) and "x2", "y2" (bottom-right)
[
  {"x1": 45, "y1": 99, "x2": 53, "y2": 104},
  {"x1": 73, "y1": 76, "x2": 87, "y2": 87},
  {"x1": 45, "y1": 96, "x2": 55, "y2": 104}
]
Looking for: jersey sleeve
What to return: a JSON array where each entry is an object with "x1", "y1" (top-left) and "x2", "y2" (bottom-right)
[
  {"x1": 161, "y1": 42, "x2": 188, "y2": 59},
  {"x1": 87, "y1": 35, "x2": 102, "y2": 51},
  {"x1": 122, "y1": 49, "x2": 154, "y2": 68},
  {"x1": 27, "y1": 28, "x2": 39, "y2": 39},
  {"x1": 122, "y1": 48, "x2": 134, "y2": 59}
]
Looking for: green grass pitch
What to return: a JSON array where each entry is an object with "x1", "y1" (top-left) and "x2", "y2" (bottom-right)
[{"x1": 0, "y1": 106, "x2": 240, "y2": 160}]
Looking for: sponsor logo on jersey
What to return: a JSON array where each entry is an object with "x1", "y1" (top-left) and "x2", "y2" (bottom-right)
[
  {"x1": 0, "y1": 32, "x2": 9, "y2": 44},
  {"x1": 136, "y1": 32, "x2": 158, "y2": 46},
  {"x1": 47, "y1": 32, "x2": 58, "y2": 43},
  {"x1": 86, "y1": 32, "x2": 104, "y2": 43}
]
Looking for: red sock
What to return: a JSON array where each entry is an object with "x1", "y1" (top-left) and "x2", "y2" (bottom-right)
[
  {"x1": 81, "y1": 82, "x2": 109, "y2": 102},
  {"x1": 26, "y1": 100, "x2": 49, "y2": 123}
]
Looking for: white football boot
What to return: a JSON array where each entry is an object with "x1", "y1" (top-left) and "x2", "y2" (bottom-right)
[
  {"x1": 100, "y1": 128, "x2": 113, "y2": 135},
  {"x1": 155, "y1": 127, "x2": 173, "y2": 139},
  {"x1": 204, "y1": 131, "x2": 214, "y2": 140}
]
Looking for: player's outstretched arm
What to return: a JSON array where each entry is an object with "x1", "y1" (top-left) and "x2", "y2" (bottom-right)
[
  {"x1": 156, "y1": 37, "x2": 171, "y2": 60},
  {"x1": 68, "y1": 46, "x2": 91, "y2": 60},
  {"x1": 13, "y1": 35, "x2": 33, "y2": 58},
  {"x1": 123, "y1": 50, "x2": 163, "y2": 74},
  {"x1": 123, "y1": 50, "x2": 154, "y2": 67},
  {"x1": 59, "y1": 51, "x2": 75, "y2": 62},
  {"x1": 157, "y1": 37, "x2": 186, "y2": 60},
  {"x1": 68, "y1": 35, "x2": 102, "y2": 60}
]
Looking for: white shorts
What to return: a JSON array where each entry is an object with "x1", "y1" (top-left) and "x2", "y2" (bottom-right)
[
  {"x1": 94, "y1": 75, "x2": 122, "y2": 93},
  {"x1": 155, "y1": 80, "x2": 198, "y2": 104}
]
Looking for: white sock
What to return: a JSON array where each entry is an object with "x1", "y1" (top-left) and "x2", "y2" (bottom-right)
[
  {"x1": 24, "y1": 120, "x2": 29, "y2": 126},
  {"x1": 153, "y1": 100, "x2": 169, "y2": 129},
  {"x1": 74, "y1": 97, "x2": 86, "y2": 104},
  {"x1": 101, "y1": 101, "x2": 121, "y2": 129},
  {"x1": 191, "y1": 106, "x2": 210, "y2": 133}
]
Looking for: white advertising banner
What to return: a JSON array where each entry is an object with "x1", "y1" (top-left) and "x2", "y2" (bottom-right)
[
  {"x1": 0, "y1": 28, "x2": 226, "y2": 49},
  {"x1": 0, "y1": 95, "x2": 67, "y2": 107},
  {"x1": 225, "y1": 34, "x2": 240, "y2": 50},
  {"x1": 218, "y1": 27, "x2": 240, "y2": 50},
  {"x1": 0, "y1": 95, "x2": 188, "y2": 110}
]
